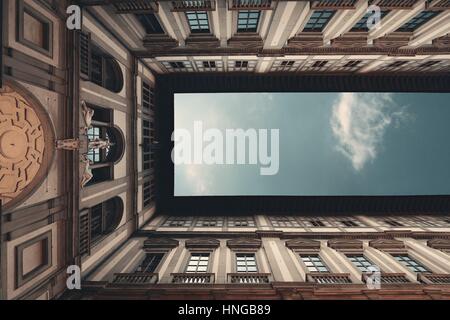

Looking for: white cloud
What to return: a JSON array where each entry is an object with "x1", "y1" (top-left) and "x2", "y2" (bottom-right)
[{"x1": 330, "y1": 93, "x2": 408, "y2": 171}]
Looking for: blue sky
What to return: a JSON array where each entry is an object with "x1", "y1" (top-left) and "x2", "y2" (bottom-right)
[{"x1": 174, "y1": 92, "x2": 450, "y2": 197}]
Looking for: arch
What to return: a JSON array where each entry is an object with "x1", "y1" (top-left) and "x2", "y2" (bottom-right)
[
  {"x1": 90, "y1": 44, "x2": 124, "y2": 93},
  {"x1": 90, "y1": 196, "x2": 124, "y2": 243}
]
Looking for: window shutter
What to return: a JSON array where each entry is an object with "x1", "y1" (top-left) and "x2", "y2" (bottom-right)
[
  {"x1": 79, "y1": 209, "x2": 91, "y2": 256},
  {"x1": 79, "y1": 31, "x2": 91, "y2": 80}
]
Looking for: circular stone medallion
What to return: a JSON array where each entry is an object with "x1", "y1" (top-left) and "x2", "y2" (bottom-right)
[{"x1": 0, "y1": 82, "x2": 55, "y2": 210}]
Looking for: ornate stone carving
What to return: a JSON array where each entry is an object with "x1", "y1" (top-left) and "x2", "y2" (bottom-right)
[
  {"x1": 287, "y1": 33, "x2": 324, "y2": 49},
  {"x1": 56, "y1": 139, "x2": 81, "y2": 150},
  {"x1": 227, "y1": 238, "x2": 262, "y2": 249},
  {"x1": 331, "y1": 34, "x2": 368, "y2": 48},
  {"x1": 285, "y1": 238, "x2": 321, "y2": 250},
  {"x1": 0, "y1": 82, "x2": 55, "y2": 210},
  {"x1": 369, "y1": 238, "x2": 405, "y2": 250},
  {"x1": 228, "y1": 35, "x2": 263, "y2": 49},
  {"x1": 427, "y1": 239, "x2": 450, "y2": 250},
  {"x1": 144, "y1": 238, "x2": 179, "y2": 249},
  {"x1": 88, "y1": 138, "x2": 113, "y2": 150},
  {"x1": 80, "y1": 154, "x2": 93, "y2": 188},
  {"x1": 81, "y1": 101, "x2": 94, "y2": 134},
  {"x1": 143, "y1": 35, "x2": 179, "y2": 51},
  {"x1": 432, "y1": 36, "x2": 450, "y2": 48},
  {"x1": 185, "y1": 238, "x2": 220, "y2": 249},
  {"x1": 328, "y1": 238, "x2": 363, "y2": 250},
  {"x1": 185, "y1": 35, "x2": 220, "y2": 49},
  {"x1": 373, "y1": 33, "x2": 411, "y2": 49}
]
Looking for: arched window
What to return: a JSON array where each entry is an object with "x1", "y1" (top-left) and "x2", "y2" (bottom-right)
[
  {"x1": 86, "y1": 105, "x2": 125, "y2": 186},
  {"x1": 79, "y1": 197, "x2": 124, "y2": 256},
  {"x1": 79, "y1": 32, "x2": 124, "y2": 93}
]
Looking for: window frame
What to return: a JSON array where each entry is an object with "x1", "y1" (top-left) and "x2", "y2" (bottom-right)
[
  {"x1": 300, "y1": 253, "x2": 331, "y2": 273},
  {"x1": 303, "y1": 10, "x2": 336, "y2": 32},
  {"x1": 185, "y1": 11, "x2": 211, "y2": 33},
  {"x1": 396, "y1": 10, "x2": 441, "y2": 32},
  {"x1": 237, "y1": 10, "x2": 261, "y2": 33}
]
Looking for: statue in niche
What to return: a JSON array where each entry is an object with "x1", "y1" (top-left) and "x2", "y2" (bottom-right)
[
  {"x1": 80, "y1": 154, "x2": 93, "y2": 188},
  {"x1": 88, "y1": 138, "x2": 114, "y2": 150},
  {"x1": 81, "y1": 101, "x2": 95, "y2": 134}
]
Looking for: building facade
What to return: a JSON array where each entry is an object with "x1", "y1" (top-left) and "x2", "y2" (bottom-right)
[{"x1": 0, "y1": 0, "x2": 449, "y2": 300}]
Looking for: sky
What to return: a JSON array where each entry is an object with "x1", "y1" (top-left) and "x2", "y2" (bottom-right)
[{"x1": 174, "y1": 92, "x2": 450, "y2": 197}]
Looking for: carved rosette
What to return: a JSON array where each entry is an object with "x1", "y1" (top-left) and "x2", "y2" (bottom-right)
[{"x1": 0, "y1": 81, "x2": 55, "y2": 210}]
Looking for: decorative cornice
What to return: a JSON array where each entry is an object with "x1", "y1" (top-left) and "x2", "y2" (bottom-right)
[
  {"x1": 285, "y1": 238, "x2": 321, "y2": 250},
  {"x1": 143, "y1": 238, "x2": 179, "y2": 249},
  {"x1": 133, "y1": 46, "x2": 450, "y2": 58},
  {"x1": 427, "y1": 239, "x2": 450, "y2": 250},
  {"x1": 185, "y1": 238, "x2": 220, "y2": 249},
  {"x1": 369, "y1": 238, "x2": 405, "y2": 250},
  {"x1": 227, "y1": 238, "x2": 262, "y2": 249},
  {"x1": 327, "y1": 238, "x2": 363, "y2": 250}
]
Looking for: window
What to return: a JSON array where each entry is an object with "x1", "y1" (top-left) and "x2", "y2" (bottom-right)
[
  {"x1": 228, "y1": 216, "x2": 255, "y2": 227},
  {"x1": 271, "y1": 60, "x2": 301, "y2": 72},
  {"x1": 384, "y1": 220, "x2": 404, "y2": 227},
  {"x1": 343, "y1": 60, "x2": 361, "y2": 68},
  {"x1": 142, "y1": 119, "x2": 154, "y2": 171},
  {"x1": 281, "y1": 61, "x2": 295, "y2": 67},
  {"x1": 90, "y1": 46, "x2": 124, "y2": 93},
  {"x1": 397, "y1": 11, "x2": 441, "y2": 32},
  {"x1": 142, "y1": 81, "x2": 155, "y2": 113},
  {"x1": 170, "y1": 61, "x2": 186, "y2": 69},
  {"x1": 196, "y1": 60, "x2": 224, "y2": 71},
  {"x1": 236, "y1": 254, "x2": 258, "y2": 273},
  {"x1": 351, "y1": 10, "x2": 389, "y2": 32},
  {"x1": 203, "y1": 61, "x2": 216, "y2": 68},
  {"x1": 297, "y1": 217, "x2": 332, "y2": 228},
  {"x1": 269, "y1": 216, "x2": 301, "y2": 227},
  {"x1": 85, "y1": 106, "x2": 124, "y2": 186},
  {"x1": 387, "y1": 61, "x2": 409, "y2": 68},
  {"x1": 303, "y1": 10, "x2": 335, "y2": 32},
  {"x1": 347, "y1": 255, "x2": 375, "y2": 273},
  {"x1": 186, "y1": 253, "x2": 210, "y2": 273},
  {"x1": 393, "y1": 255, "x2": 429, "y2": 273},
  {"x1": 88, "y1": 197, "x2": 124, "y2": 244},
  {"x1": 163, "y1": 216, "x2": 194, "y2": 227},
  {"x1": 136, "y1": 13, "x2": 164, "y2": 34},
  {"x1": 143, "y1": 179, "x2": 154, "y2": 208},
  {"x1": 339, "y1": 220, "x2": 359, "y2": 227},
  {"x1": 312, "y1": 60, "x2": 328, "y2": 68},
  {"x1": 196, "y1": 217, "x2": 224, "y2": 227},
  {"x1": 309, "y1": 219, "x2": 326, "y2": 227},
  {"x1": 186, "y1": 11, "x2": 210, "y2": 33},
  {"x1": 237, "y1": 10, "x2": 261, "y2": 32},
  {"x1": 419, "y1": 61, "x2": 440, "y2": 68},
  {"x1": 235, "y1": 61, "x2": 248, "y2": 68},
  {"x1": 136, "y1": 253, "x2": 164, "y2": 273},
  {"x1": 301, "y1": 255, "x2": 330, "y2": 273}
]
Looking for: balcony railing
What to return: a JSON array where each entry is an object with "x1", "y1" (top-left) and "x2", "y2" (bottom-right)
[
  {"x1": 112, "y1": 273, "x2": 158, "y2": 285},
  {"x1": 307, "y1": 273, "x2": 352, "y2": 284},
  {"x1": 311, "y1": 0, "x2": 358, "y2": 9},
  {"x1": 229, "y1": 0, "x2": 273, "y2": 10},
  {"x1": 113, "y1": 0, "x2": 158, "y2": 14},
  {"x1": 418, "y1": 273, "x2": 450, "y2": 284},
  {"x1": 171, "y1": 273, "x2": 215, "y2": 284},
  {"x1": 370, "y1": 0, "x2": 419, "y2": 9},
  {"x1": 172, "y1": 0, "x2": 215, "y2": 11},
  {"x1": 228, "y1": 273, "x2": 271, "y2": 284},
  {"x1": 362, "y1": 273, "x2": 410, "y2": 284}
]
